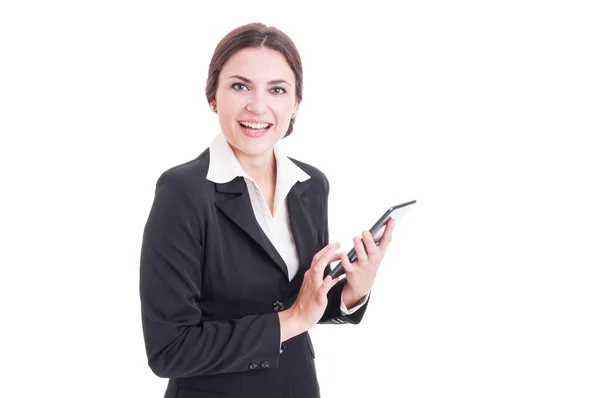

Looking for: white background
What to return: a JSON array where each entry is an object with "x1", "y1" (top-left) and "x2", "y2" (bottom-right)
[{"x1": 1, "y1": 1, "x2": 599, "y2": 397}]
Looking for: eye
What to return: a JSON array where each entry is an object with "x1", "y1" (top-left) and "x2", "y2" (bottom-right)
[
  {"x1": 271, "y1": 87, "x2": 287, "y2": 95},
  {"x1": 231, "y1": 82, "x2": 249, "y2": 91}
]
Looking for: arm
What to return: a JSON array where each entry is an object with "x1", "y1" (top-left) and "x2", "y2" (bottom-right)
[
  {"x1": 140, "y1": 173, "x2": 281, "y2": 378},
  {"x1": 317, "y1": 175, "x2": 371, "y2": 325}
]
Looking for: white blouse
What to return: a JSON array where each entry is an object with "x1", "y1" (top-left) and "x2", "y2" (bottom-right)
[{"x1": 206, "y1": 132, "x2": 368, "y2": 315}]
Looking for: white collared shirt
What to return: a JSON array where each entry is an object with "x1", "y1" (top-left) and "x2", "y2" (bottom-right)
[{"x1": 206, "y1": 132, "x2": 368, "y2": 315}]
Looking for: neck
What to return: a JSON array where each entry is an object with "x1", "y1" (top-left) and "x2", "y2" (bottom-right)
[{"x1": 232, "y1": 147, "x2": 277, "y2": 187}]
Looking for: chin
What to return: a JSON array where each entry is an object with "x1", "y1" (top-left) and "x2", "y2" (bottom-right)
[
  {"x1": 229, "y1": 134, "x2": 274, "y2": 156},
  {"x1": 229, "y1": 127, "x2": 282, "y2": 152}
]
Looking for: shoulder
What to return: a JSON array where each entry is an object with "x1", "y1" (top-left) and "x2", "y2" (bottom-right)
[
  {"x1": 153, "y1": 148, "x2": 213, "y2": 196},
  {"x1": 288, "y1": 157, "x2": 330, "y2": 195}
]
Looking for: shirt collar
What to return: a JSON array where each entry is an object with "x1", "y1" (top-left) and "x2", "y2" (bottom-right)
[{"x1": 206, "y1": 132, "x2": 311, "y2": 185}]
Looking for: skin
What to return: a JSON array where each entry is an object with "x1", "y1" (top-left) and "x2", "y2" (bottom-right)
[{"x1": 209, "y1": 46, "x2": 395, "y2": 342}]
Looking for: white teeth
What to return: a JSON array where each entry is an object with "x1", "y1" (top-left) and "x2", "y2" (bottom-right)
[{"x1": 240, "y1": 121, "x2": 270, "y2": 129}]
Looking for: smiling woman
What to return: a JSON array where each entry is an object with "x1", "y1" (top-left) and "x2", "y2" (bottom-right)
[
  {"x1": 205, "y1": 24, "x2": 303, "y2": 170},
  {"x1": 212, "y1": 48, "x2": 296, "y2": 147},
  {"x1": 140, "y1": 22, "x2": 393, "y2": 398}
]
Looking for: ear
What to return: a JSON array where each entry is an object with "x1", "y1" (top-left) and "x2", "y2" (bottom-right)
[{"x1": 293, "y1": 100, "x2": 300, "y2": 116}]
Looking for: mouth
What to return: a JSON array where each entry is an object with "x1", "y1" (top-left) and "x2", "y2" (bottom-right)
[{"x1": 238, "y1": 120, "x2": 273, "y2": 137}]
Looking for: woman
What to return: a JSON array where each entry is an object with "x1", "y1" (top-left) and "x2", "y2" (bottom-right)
[{"x1": 139, "y1": 22, "x2": 395, "y2": 398}]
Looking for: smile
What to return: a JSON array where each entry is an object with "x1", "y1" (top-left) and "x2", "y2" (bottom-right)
[
  {"x1": 238, "y1": 120, "x2": 273, "y2": 138},
  {"x1": 238, "y1": 121, "x2": 273, "y2": 130}
]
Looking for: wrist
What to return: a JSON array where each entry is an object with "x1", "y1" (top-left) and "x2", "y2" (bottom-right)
[
  {"x1": 278, "y1": 308, "x2": 308, "y2": 343},
  {"x1": 342, "y1": 284, "x2": 367, "y2": 308}
]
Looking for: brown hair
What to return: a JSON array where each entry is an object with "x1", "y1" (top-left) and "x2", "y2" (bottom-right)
[{"x1": 205, "y1": 23, "x2": 303, "y2": 138}]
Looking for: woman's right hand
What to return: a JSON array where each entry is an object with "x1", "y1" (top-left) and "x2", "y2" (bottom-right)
[{"x1": 279, "y1": 243, "x2": 342, "y2": 341}]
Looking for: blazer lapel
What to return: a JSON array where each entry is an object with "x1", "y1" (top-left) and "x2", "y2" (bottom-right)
[
  {"x1": 214, "y1": 176, "x2": 318, "y2": 288},
  {"x1": 286, "y1": 180, "x2": 318, "y2": 292},
  {"x1": 214, "y1": 177, "x2": 290, "y2": 279}
]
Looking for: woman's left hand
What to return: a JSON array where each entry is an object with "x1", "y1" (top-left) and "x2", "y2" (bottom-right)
[{"x1": 339, "y1": 219, "x2": 395, "y2": 298}]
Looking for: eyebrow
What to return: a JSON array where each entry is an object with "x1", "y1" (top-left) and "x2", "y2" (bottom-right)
[{"x1": 228, "y1": 75, "x2": 291, "y2": 86}]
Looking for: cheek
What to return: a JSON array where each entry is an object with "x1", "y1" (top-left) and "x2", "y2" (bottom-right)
[
  {"x1": 272, "y1": 100, "x2": 295, "y2": 120},
  {"x1": 216, "y1": 94, "x2": 245, "y2": 118}
]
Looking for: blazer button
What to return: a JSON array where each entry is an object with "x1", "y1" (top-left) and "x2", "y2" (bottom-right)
[
  {"x1": 273, "y1": 300, "x2": 284, "y2": 312},
  {"x1": 260, "y1": 361, "x2": 270, "y2": 369},
  {"x1": 280, "y1": 343, "x2": 286, "y2": 354},
  {"x1": 248, "y1": 363, "x2": 258, "y2": 370}
]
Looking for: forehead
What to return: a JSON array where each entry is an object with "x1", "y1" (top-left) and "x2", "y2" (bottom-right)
[{"x1": 220, "y1": 47, "x2": 295, "y2": 82}]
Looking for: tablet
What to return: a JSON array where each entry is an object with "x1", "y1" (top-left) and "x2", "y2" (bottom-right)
[{"x1": 327, "y1": 200, "x2": 416, "y2": 279}]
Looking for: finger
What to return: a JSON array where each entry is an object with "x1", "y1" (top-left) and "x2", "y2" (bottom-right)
[
  {"x1": 317, "y1": 275, "x2": 331, "y2": 303},
  {"x1": 378, "y1": 219, "x2": 395, "y2": 251},
  {"x1": 340, "y1": 251, "x2": 358, "y2": 274},
  {"x1": 353, "y1": 236, "x2": 368, "y2": 263},
  {"x1": 319, "y1": 275, "x2": 339, "y2": 296},
  {"x1": 315, "y1": 248, "x2": 342, "y2": 275},
  {"x1": 362, "y1": 230, "x2": 378, "y2": 255},
  {"x1": 317, "y1": 251, "x2": 342, "y2": 275},
  {"x1": 313, "y1": 242, "x2": 340, "y2": 264}
]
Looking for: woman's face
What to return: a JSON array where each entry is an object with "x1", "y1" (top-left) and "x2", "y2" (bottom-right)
[{"x1": 212, "y1": 47, "x2": 299, "y2": 159}]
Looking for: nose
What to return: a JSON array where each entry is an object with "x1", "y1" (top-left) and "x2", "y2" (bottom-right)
[{"x1": 246, "y1": 91, "x2": 268, "y2": 115}]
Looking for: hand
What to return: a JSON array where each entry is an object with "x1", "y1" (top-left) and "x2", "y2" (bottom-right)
[
  {"x1": 340, "y1": 219, "x2": 395, "y2": 298},
  {"x1": 289, "y1": 242, "x2": 341, "y2": 331}
]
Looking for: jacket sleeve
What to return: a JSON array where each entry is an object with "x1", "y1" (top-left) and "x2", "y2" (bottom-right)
[
  {"x1": 317, "y1": 174, "x2": 371, "y2": 325},
  {"x1": 139, "y1": 173, "x2": 281, "y2": 378}
]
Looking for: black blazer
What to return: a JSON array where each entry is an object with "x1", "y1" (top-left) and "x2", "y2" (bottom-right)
[{"x1": 140, "y1": 148, "x2": 370, "y2": 398}]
